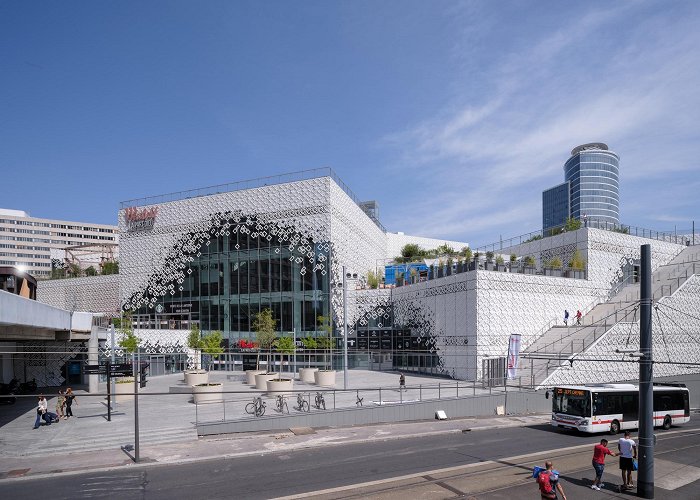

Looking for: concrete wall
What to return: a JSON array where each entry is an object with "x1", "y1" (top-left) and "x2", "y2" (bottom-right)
[{"x1": 197, "y1": 390, "x2": 550, "y2": 435}]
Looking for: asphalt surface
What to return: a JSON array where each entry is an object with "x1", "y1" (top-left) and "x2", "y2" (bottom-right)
[{"x1": 2, "y1": 419, "x2": 699, "y2": 499}]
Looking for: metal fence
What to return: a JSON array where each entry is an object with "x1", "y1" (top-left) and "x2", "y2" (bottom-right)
[{"x1": 193, "y1": 381, "x2": 548, "y2": 435}]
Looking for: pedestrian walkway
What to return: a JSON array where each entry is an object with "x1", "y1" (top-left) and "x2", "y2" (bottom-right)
[{"x1": 0, "y1": 410, "x2": 548, "y2": 481}]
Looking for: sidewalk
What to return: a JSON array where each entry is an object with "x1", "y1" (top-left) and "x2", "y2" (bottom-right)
[{"x1": 0, "y1": 412, "x2": 549, "y2": 481}]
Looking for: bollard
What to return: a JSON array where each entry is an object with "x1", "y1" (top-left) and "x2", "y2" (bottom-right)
[{"x1": 379, "y1": 387, "x2": 382, "y2": 405}]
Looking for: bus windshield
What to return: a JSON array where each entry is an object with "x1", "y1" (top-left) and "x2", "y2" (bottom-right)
[{"x1": 553, "y1": 388, "x2": 591, "y2": 417}]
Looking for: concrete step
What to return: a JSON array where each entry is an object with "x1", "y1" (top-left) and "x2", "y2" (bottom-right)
[{"x1": 8, "y1": 427, "x2": 197, "y2": 457}]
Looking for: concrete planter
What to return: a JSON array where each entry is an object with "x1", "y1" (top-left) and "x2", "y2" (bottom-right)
[
  {"x1": 184, "y1": 370, "x2": 209, "y2": 386},
  {"x1": 245, "y1": 369, "x2": 267, "y2": 385},
  {"x1": 192, "y1": 383, "x2": 223, "y2": 404},
  {"x1": 314, "y1": 369, "x2": 336, "y2": 387},
  {"x1": 255, "y1": 372, "x2": 279, "y2": 390},
  {"x1": 299, "y1": 367, "x2": 319, "y2": 383},
  {"x1": 115, "y1": 379, "x2": 134, "y2": 403},
  {"x1": 266, "y1": 378, "x2": 293, "y2": 396}
]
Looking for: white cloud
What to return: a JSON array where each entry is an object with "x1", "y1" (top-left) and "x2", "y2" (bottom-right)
[{"x1": 381, "y1": 2, "x2": 700, "y2": 244}]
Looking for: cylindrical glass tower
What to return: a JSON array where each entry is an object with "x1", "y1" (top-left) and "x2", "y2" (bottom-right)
[{"x1": 564, "y1": 143, "x2": 619, "y2": 226}]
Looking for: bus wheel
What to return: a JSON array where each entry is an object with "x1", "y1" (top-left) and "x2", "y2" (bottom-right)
[
  {"x1": 610, "y1": 420, "x2": 620, "y2": 435},
  {"x1": 662, "y1": 416, "x2": 672, "y2": 430}
]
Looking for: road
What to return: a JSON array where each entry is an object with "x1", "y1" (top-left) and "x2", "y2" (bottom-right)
[{"x1": 2, "y1": 420, "x2": 700, "y2": 499}]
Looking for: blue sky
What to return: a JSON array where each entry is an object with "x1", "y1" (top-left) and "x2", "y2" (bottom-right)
[{"x1": 1, "y1": 1, "x2": 698, "y2": 246}]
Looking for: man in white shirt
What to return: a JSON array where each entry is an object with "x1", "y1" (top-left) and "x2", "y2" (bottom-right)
[
  {"x1": 33, "y1": 395, "x2": 48, "y2": 429},
  {"x1": 618, "y1": 431, "x2": 637, "y2": 490}
]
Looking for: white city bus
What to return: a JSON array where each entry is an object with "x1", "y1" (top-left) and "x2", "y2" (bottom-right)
[{"x1": 551, "y1": 383, "x2": 690, "y2": 434}]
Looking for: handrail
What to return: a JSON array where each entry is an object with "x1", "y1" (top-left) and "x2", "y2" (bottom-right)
[{"x1": 473, "y1": 219, "x2": 692, "y2": 253}]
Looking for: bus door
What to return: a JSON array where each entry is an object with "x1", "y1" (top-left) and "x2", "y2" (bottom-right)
[{"x1": 622, "y1": 392, "x2": 638, "y2": 424}]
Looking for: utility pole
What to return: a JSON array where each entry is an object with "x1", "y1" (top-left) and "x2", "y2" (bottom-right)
[
  {"x1": 342, "y1": 265, "x2": 348, "y2": 390},
  {"x1": 638, "y1": 244, "x2": 654, "y2": 498}
]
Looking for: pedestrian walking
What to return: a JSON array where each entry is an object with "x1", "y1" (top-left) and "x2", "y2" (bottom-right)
[
  {"x1": 564, "y1": 310, "x2": 569, "y2": 326},
  {"x1": 56, "y1": 389, "x2": 66, "y2": 420},
  {"x1": 64, "y1": 387, "x2": 77, "y2": 418},
  {"x1": 575, "y1": 310, "x2": 582, "y2": 325},
  {"x1": 399, "y1": 373, "x2": 406, "y2": 391},
  {"x1": 536, "y1": 461, "x2": 567, "y2": 500},
  {"x1": 33, "y1": 395, "x2": 48, "y2": 429},
  {"x1": 618, "y1": 431, "x2": 637, "y2": 491},
  {"x1": 591, "y1": 438, "x2": 618, "y2": 490}
]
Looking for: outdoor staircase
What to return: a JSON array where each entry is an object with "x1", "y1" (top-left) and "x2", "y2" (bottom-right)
[{"x1": 521, "y1": 245, "x2": 700, "y2": 388}]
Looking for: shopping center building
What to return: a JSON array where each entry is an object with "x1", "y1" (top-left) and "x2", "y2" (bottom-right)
[{"x1": 29, "y1": 168, "x2": 700, "y2": 387}]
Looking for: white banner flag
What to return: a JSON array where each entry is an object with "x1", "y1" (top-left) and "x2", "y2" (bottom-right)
[{"x1": 507, "y1": 334, "x2": 522, "y2": 380}]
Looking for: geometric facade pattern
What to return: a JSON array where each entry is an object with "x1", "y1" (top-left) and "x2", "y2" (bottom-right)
[
  {"x1": 36, "y1": 274, "x2": 120, "y2": 315},
  {"x1": 12, "y1": 341, "x2": 85, "y2": 387},
  {"x1": 391, "y1": 229, "x2": 689, "y2": 380},
  {"x1": 543, "y1": 274, "x2": 700, "y2": 386}
]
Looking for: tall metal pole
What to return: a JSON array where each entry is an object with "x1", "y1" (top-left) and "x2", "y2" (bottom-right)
[
  {"x1": 110, "y1": 324, "x2": 116, "y2": 411},
  {"x1": 342, "y1": 265, "x2": 348, "y2": 390},
  {"x1": 638, "y1": 244, "x2": 654, "y2": 498},
  {"x1": 134, "y1": 349, "x2": 140, "y2": 463}
]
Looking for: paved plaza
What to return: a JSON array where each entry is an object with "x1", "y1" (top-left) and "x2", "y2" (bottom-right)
[{"x1": 0, "y1": 370, "x2": 508, "y2": 460}]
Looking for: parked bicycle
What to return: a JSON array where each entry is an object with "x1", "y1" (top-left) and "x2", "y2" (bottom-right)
[
  {"x1": 245, "y1": 396, "x2": 266, "y2": 417},
  {"x1": 295, "y1": 393, "x2": 309, "y2": 412},
  {"x1": 314, "y1": 392, "x2": 326, "y2": 410},
  {"x1": 275, "y1": 395, "x2": 289, "y2": 414}
]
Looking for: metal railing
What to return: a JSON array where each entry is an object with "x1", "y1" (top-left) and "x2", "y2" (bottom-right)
[
  {"x1": 118, "y1": 167, "x2": 387, "y2": 231},
  {"x1": 473, "y1": 220, "x2": 694, "y2": 254},
  {"x1": 192, "y1": 380, "x2": 531, "y2": 426}
]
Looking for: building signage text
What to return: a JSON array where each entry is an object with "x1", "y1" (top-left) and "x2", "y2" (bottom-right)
[{"x1": 125, "y1": 207, "x2": 158, "y2": 232}]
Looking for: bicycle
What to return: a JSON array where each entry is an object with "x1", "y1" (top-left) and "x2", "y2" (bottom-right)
[
  {"x1": 275, "y1": 395, "x2": 289, "y2": 414},
  {"x1": 295, "y1": 393, "x2": 309, "y2": 412},
  {"x1": 245, "y1": 396, "x2": 266, "y2": 417},
  {"x1": 314, "y1": 392, "x2": 326, "y2": 410}
]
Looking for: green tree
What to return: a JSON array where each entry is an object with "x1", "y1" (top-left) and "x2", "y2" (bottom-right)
[
  {"x1": 68, "y1": 263, "x2": 82, "y2": 278},
  {"x1": 118, "y1": 314, "x2": 140, "y2": 354},
  {"x1": 435, "y1": 243, "x2": 455, "y2": 256},
  {"x1": 85, "y1": 266, "x2": 97, "y2": 276},
  {"x1": 253, "y1": 308, "x2": 277, "y2": 370},
  {"x1": 485, "y1": 251, "x2": 494, "y2": 262},
  {"x1": 301, "y1": 336, "x2": 318, "y2": 350},
  {"x1": 50, "y1": 267, "x2": 65, "y2": 279},
  {"x1": 564, "y1": 217, "x2": 582, "y2": 231},
  {"x1": 187, "y1": 324, "x2": 202, "y2": 368},
  {"x1": 399, "y1": 243, "x2": 422, "y2": 263},
  {"x1": 569, "y1": 249, "x2": 586, "y2": 271},
  {"x1": 463, "y1": 247, "x2": 473, "y2": 262},
  {"x1": 366, "y1": 270, "x2": 379, "y2": 289},
  {"x1": 101, "y1": 261, "x2": 119, "y2": 275},
  {"x1": 201, "y1": 331, "x2": 224, "y2": 371},
  {"x1": 546, "y1": 257, "x2": 563, "y2": 269},
  {"x1": 509, "y1": 253, "x2": 517, "y2": 263},
  {"x1": 524, "y1": 255, "x2": 536, "y2": 267},
  {"x1": 495, "y1": 255, "x2": 505, "y2": 265},
  {"x1": 273, "y1": 336, "x2": 296, "y2": 375}
]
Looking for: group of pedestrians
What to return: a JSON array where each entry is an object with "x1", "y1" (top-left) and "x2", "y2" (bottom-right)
[
  {"x1": 33, "y1": 388, "x2": 77, "y2": 429},
  {"x1": 536, "y1": 431, "x2": 639, "y2": 498},
  {"x1": 563, "y1": 309, "x2": 582, "y2": 326},
  {"x1": 589, "y1": 431, "x2": 638, "y2": 492}
]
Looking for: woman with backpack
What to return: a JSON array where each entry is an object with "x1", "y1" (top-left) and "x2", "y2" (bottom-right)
[{"x1": 537, "y1": 461, "x2": 567, "y2": 500}]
